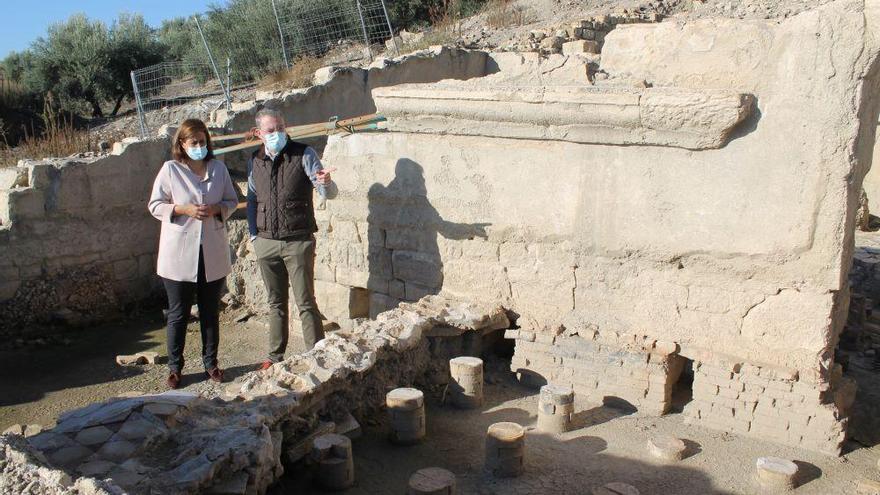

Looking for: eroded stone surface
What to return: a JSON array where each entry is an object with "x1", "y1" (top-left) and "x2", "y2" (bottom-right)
[
  {"x1": 1, "y1": 296, "x2": 505, "y2": 494},
  {"x1": 375, "y1": 84, "x2": 753, "y2": 150},
  {"x1": 407, "y1": 467, "x2": 456, "y2": 495},
  {"x1": 593, "y1": 482, "x2": 640, "y2": 495},
  {"x1": 756, "y1": 456, "x2": 799, "y2": 490},
  {"x1": 485, "y1": 422, "x2": 526, "y2": 478},
  {"x1": 647, "y1": 435, "x2": 687, "y2": 461}
]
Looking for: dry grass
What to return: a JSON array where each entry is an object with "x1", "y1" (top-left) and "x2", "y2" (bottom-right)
[
  {"x1": 0, "y1": 99, "x2": 117, "y2": 168},
  {"x1": 483, "y1": 0, "x2": 534, "y2": 29},
  {"x1": 256, "y1": 56, "x2": 325, "y2": 92},
  {"x1": 0, "y1": 77, "x2": 27, "y2": 110},
  {"x1": 394, "y1": 0, "x2": 467, "y2": 54},
  {"x1": 397, "y1": 28, "x2": 461, "y2": 54}
]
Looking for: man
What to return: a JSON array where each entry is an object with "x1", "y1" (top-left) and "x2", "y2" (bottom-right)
[{"x1": 247, "y1": 108, "x2": 333, "y2": 369}]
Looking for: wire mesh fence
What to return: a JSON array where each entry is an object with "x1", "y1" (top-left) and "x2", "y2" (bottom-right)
[
  {"x1": 129, "y1": 0, "x2": 398, "y2": 138},
  {"x1": 130, "y1": 61, "x2": 229, "y2": 138},
  {"x1": 276, "y1": 0, "x2": 397, "y2": 65}
]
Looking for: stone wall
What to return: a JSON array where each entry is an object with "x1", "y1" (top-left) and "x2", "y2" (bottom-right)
[
  {"x1": 860, "y1": 130, "x2": 880, "y2": 213},
  {"x1": 0, "y1": 138, "x2": 170, "y2": 332},
  {"x1": 214, "y1": 46, "x2": 494, "y2": 174},
  {"x1": 280, "y1": 0, "x2": 880, "y2": 454},
  {"x1": 0, "y1": 47, "x2": 497, "y2": 334},
  {"x1": 683, "y1": 358, "x2": 856, "y2": 455},
  {"x1": 507, "y1": 328, "x2": 686, "y2": 416}
]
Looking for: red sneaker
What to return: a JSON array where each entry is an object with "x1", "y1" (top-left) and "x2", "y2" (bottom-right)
[
  {"x1": 167, "y1": 372, "x2": 181, "y2": 390},
  {"x1": 206, "y1": 367, "x2": 224, "y2": 383},
  {"x1": 259, "y1": 360, "x2": 273, "y2": 371}
]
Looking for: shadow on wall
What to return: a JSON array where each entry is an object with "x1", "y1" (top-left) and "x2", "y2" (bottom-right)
[{"x1": 366, "y1": 159, "x2": 490, "y2": 310}]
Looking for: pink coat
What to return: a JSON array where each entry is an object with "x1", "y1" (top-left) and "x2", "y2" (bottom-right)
[{"x1": 148, "y1": 159, "x2": 238, "y2": 283}]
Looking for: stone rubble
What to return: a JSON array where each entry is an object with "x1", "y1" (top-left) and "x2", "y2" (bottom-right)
[{"x1": 0, "y1": 296, "x2": 509, "y2": 494}]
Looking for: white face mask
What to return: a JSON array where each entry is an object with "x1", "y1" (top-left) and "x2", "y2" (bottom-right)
[
  {"x1": 185, "y1": 145, "x2": 208, "y2": 161},
  {"x1": 264, "y1": 131, "x2": 287, "y2": 154}
]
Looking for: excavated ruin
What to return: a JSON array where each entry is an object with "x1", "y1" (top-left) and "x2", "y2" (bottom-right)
[
  {"x1": 3, "y1": 0, "x2": 880, "y2": 492},
  {"x1": 0, "y1": 297, "x2": 509, "y2": 493}
]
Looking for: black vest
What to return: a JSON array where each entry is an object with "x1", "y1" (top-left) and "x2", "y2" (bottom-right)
[{"x1": 251, "y1": 140, "x2": 317, "y2": 240}]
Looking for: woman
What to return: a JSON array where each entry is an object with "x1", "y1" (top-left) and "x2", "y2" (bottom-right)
[{"x1": 148, "y1": 118, "x2": 238, "y2": 389}]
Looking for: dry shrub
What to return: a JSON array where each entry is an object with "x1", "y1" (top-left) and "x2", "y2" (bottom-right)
[
  {"x1": 0, "y1": 77, "x2": 27, "y2": 110},
  {"x1": 483, "y1": 0, "x2": 533, "y2": 29},
  {"x1": 257, "y1": 56, "x2": 324, "y2": 92},
  {"x1": 394, "y1": 0, "x2": 466, "y2": 53},
  {"x1": 0, "y1": 97, "x2": 116, "y2": 168},
  {"x1": 429, "y1": 0, "x2": 464, "y2": 36},
  {"x1": 397, "y1": 29, "x2": 460, "y2": 54}
]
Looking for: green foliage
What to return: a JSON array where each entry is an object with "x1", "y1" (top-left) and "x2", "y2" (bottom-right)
[
  {"x1": 2, "y1": 13, "x2": 162, "y2": 118},
  {"x1": 0, "y1": 0, "x2": 479, "y2": 123},
  {"x1": 385, "y1": 0, "x2": 487, "y2": 28},
  {"x1": 30, "y1": 14, "x2": 112, "y2": 116},
  {"x1": 199, "y1": 0, "x2": 286, "y2": 83},
  {"x1": 106, "y1": 14, "x2": 163, "y2": 115},
  {"x1": 157, "y1": 18, "x2": 197, "y2": 63}
]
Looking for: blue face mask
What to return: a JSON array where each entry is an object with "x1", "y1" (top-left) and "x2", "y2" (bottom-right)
[
  {"x1": 264, "y1": 131, "x2": 287, "y2": 154},
  {"x1": 185, "y1": 145, "x2": 208, "y2": 161}
]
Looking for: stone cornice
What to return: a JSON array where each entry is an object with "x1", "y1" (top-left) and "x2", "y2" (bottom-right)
[{"x1": 373, "y1": 85, "x2": 755, "y2": 150}]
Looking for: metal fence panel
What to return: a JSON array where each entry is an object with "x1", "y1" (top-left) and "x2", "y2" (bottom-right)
[
  {"x1": 130, "y1": 61, "x2": 227, "y2": 138},
  {"x1": 276, "y1": 0, "x2": 396, "y2": 64},
  {"x1": 129, "y1": 0, "x2": 398, "y2": 138}
]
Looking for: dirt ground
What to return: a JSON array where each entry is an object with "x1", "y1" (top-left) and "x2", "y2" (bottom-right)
[
  {"x1": 0, "y1": 309, "x2": 303, "y2": 429},
  {"x1": 274, "y1": 364, "x2": 880, "y2": 495},
  {"x1": 2, "y1": 311, "x2": 879, "y2": 494}
]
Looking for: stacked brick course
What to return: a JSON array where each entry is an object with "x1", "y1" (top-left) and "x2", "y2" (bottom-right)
[
  {"x1": 507, "y1": 328, "x2": 685, "y2": 415},
  {"x1": 508, "y1": 329, "x2": 856, "y2": 455},
  {"x1": 683, "y1": 360, "x2": 856, "y2": 455}
]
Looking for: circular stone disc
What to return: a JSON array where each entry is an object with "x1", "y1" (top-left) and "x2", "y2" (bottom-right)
[
  {"x1": 756, "y1": 456, "x2": 798, "y2": 476},
  {"x1": 387, "y1": 388, "x2": 425, "y2": 409},
  {"x1": 314, "y1": 433, "x2": 351, "y2": 451},
  {"x1": 540, "y1": 384, "x2": 575, "y2": 404},
  {"x1": 408, "y1": 467, "x2": 456, "y2": 491},
  {"x1": 647, "y1": 435, "x2": 687, "y2": 460},
  {"x1": 450, "y1": 356, "x2": 483, "y2": 371},
  {"x1": 487, "y1": 422, "x2": 525, "y2": 442}
]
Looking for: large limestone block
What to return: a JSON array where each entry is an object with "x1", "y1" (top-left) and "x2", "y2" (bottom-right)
[
  {"x1": 740, "y1": 289, "x2": 835, "y2": 360},
  {"x1": 373, "y1": 85, "x2": 753, "y2": 150},
  {"x1": 392, "y1": 250, "x2": 443, "y2": 288}
]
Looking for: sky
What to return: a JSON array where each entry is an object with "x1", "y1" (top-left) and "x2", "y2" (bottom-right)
[{"x1": 1, "y1": 0, "x2": 217, "y2": 59}]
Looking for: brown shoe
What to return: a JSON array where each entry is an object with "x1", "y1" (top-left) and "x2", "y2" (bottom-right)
[
  {"x1": 206, "y1": 367, "x2": 224, "y2": 383},
  {"x1": 167, "y1": 372, "x2": 181, "y2": 390},
  {"x1": 259, "y1": 360, "x2": 273, "y2": 371}
]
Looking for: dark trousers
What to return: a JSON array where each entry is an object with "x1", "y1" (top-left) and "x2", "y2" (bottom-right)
[{"x1": 162, "y1": 249, "x2": 225, "y2": 374}]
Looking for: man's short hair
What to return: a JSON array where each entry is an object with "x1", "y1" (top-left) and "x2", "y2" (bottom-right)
[{"x1": 255, "y1": 108, "x2": 285, "y2": 127}]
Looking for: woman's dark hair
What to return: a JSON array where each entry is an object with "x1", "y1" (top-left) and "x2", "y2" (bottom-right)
[{"x1": 172, "y1": 118, "x2": 215, "y2": 162}]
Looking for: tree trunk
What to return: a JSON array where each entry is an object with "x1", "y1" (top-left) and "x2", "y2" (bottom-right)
[
  {"x1": 109, "y1": 94, "x2": 125, "y2": 117},
  {"x1": 88, "y1": 97, "x2": 103, "y2": 118}
]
